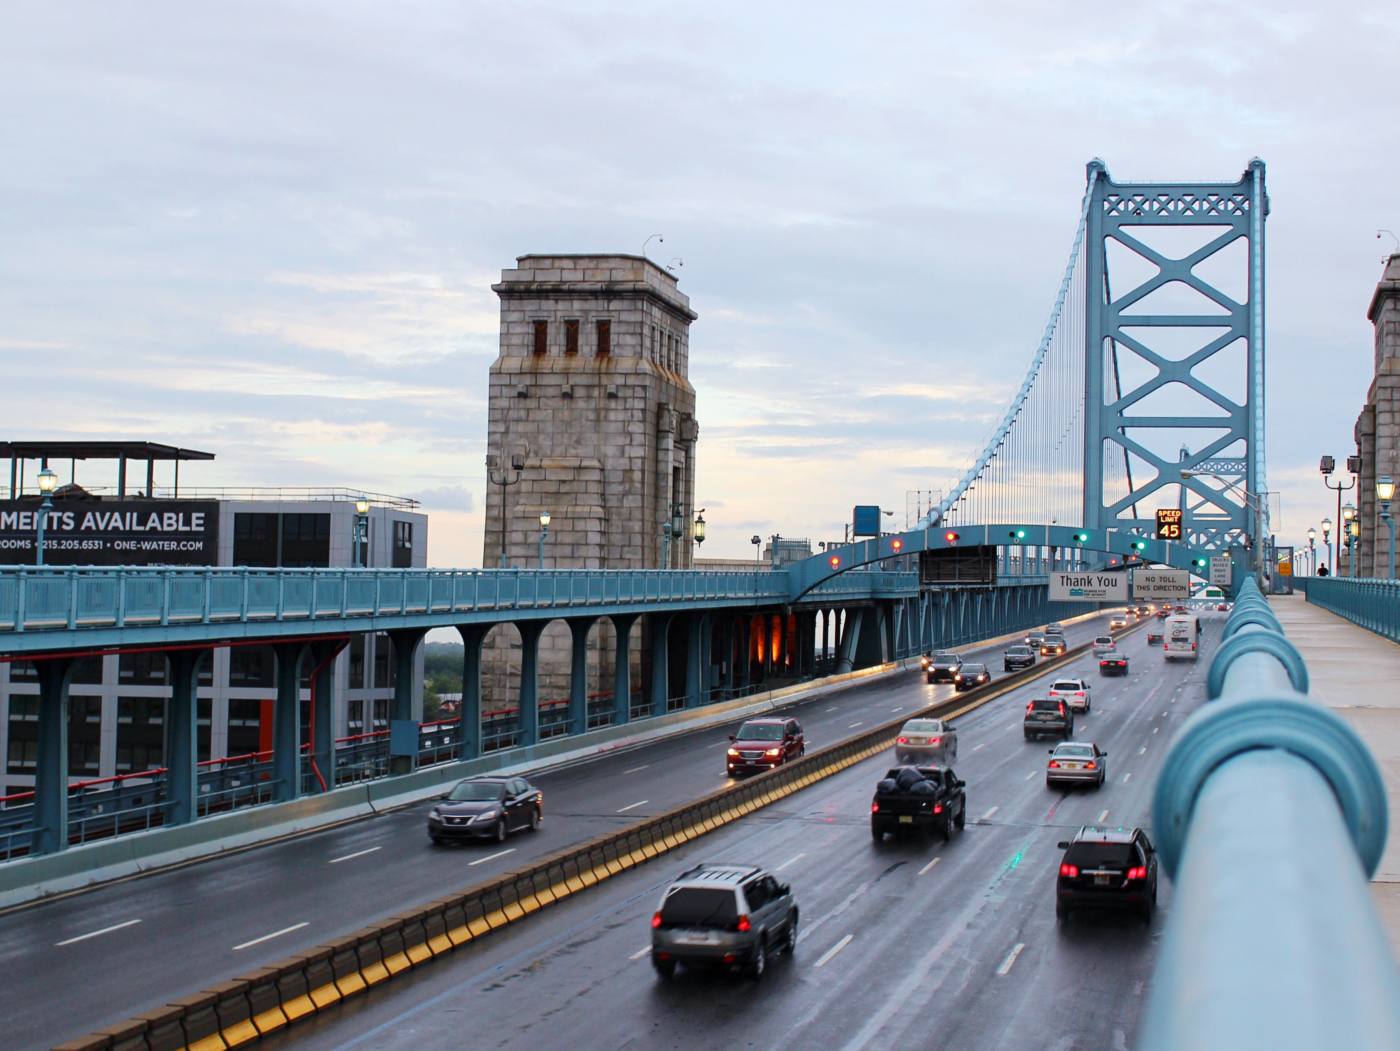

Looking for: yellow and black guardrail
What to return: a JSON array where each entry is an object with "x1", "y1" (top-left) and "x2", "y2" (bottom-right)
[{"x1": 56, "y1": 617, "x2": 1138, "y2": 1050}]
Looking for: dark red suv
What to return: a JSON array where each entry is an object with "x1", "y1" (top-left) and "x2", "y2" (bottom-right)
[{"x1": 726, "y1": 717, "x2": 805, "y2": 777}]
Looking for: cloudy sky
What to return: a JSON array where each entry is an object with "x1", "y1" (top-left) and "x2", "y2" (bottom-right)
[{"x1": 2, "y1": 1, "x2": 1395, "y2": 566}]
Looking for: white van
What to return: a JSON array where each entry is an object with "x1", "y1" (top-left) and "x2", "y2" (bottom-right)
[{"x1": 1163, "y1": 614, "x2": 1199, "y2": 660}]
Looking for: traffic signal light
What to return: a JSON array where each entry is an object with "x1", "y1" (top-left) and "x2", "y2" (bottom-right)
[
  {"x1": 944, "y1": 531, "x2": 960, "y2": 544},
  {"x1": 890, "y1": 538, "x2": 904, "y2": 553},
  {"x1": 1009, "y1": 529, "x2": 1027, "y2": 540},
  {"x1": 1130, "y1": 540, "x2": 1148, "y2": 552},
  {"x1": 1192, "y1": 557, "x2": 1208, "y2": 569},
  {"x1": 828, "y1": 555, "x2": 841, "y2": 570},
  {"x1": 1072, "y1": 532, "x2": 1089, "y2": 543}
]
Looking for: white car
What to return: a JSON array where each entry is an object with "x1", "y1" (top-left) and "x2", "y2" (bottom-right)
[
  {"x1": 894, "y1": 717, "x2": 958, "y2": 764},
  {"x1": 1091, "y1": 635, "x2": 1116, "y2": 656},
  {"x1": 1047, "y1": 678, "x2": 1092, "y2": 714}
]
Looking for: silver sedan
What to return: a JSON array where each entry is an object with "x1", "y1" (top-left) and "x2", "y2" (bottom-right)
[
  {"x1": 1046, "y1": 742, "x2": 1107, "y2": 789},
  {"x1": 895, "y1": 718, "x2": 957, "y2": 764}
]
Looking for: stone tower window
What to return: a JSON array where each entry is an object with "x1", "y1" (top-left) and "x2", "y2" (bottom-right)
[
  {"x1": 595, "y1": 319, "x2": 610, "y2": 357},
  {"x1": 533, "y1": 320, "x2": 548, "y2": 356},
  {"x1": 564, "y1": 319, "x2": 579, "y2": 355}
]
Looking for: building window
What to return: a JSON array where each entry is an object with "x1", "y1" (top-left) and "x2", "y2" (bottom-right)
[
  {"x1": 596, "y1": 319, "x2": 610, "y2": 357},
  {"x1": 280, "y1": 513, "x2": 330, "y2": 568},
  {"x1": 392, "y1": 520, "x2": 413, "y2": 568},
  {"x1": 652, "y1": 326, "x2": 659, "y2": 361},
  {"x1": 372, "y1": 699, "x2": 389, "y2": 730},
  {"x1": 116, "y1": 697, "x2": 165, "y2": 774},
  {"x1": 349, "y1": 634, "x2": 366, "y2": 690},
  {"x1": 234, "y1": 512, "x2": 279, "y2": 567},
  {"x1": 373, "y1": 633, "x2": 393, "y2": 689},
  {"x1": 119, "y1": 651, "x2": 167, "y2": 686},
  {"x1": 564, "y1": 319, "x2": 579, "y2": 355},
  {"x1": 69, "y1": 698, "x2": 102, "y2": 776},
  {"x1": 226, "y1": 698, "x2": 263, "y2": 758},
  {"x1": 229, "y1": 646, "x2": 274, "y2": 688},
  {"x1": 71, "y1": 656, "x2": 104, "y2": 685},
  {"x1": 533, "y1": 320, "x2": 548, "y2": 355}
]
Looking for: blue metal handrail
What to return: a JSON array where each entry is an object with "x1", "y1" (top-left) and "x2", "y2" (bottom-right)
[
  {"x1": 1144, "y1": 578, "x2": 1400, "y2": 1048},
  {"x1": 1295, "y1": 575, "x2": 1400, "y2": 643}
]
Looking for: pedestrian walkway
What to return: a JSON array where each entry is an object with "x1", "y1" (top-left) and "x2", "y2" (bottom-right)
[{"x1": 1270, "y1": 593, "x2": 1400, "y2": 954}]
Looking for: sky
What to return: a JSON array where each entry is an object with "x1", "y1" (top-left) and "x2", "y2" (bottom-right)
[{"x1": 2, "y1": 1, "x2": 1396, "y2": 568}]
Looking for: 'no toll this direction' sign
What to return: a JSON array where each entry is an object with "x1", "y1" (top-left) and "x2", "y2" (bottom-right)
[
  {"x1": 1049, "y1": 572, "x2": 1128, "y2": 603},
  {"x1": 1132, "y1": 568, "x2": 1189, "y2": 600}
]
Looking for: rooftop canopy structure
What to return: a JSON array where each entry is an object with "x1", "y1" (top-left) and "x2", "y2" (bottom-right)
[{"x1": 3, "y1": 441, "x2": 216, "y2": 498}]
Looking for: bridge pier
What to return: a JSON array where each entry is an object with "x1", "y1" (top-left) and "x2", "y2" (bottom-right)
[
  {"x1": 388, "y1": 628, "x2": 427, "y2": 774},
  {"x1": 34, "y1": 658, "x2": 74, "y2": 855},
  {"x1": 271, "y1": 642, "x2": 306, "y2": 803},
  {"x1": 610, "y1": 613, "x2": 637, "y2": 725},
  {"x1": 649, "y1": 613, "x2": 672, "y2": 716},
  {"x1": 684, "y1": 613, "x2": 706, "y2": 707},
  {"x1": 164, "y1": 650, "x2": 206, "y2": 824},
  {"x1": 733, "y1": 616, "x2": 750, "y2": 693},
  {"x1": 567, "y1": 618, "x2": 592, "y2": 733},
  {"x1": 516, "y1": 621, "x2": 546, "y2": 747},
  {"x1": 456, "y1": 624, "x2": 488, "y2": 760},
  {"x1": 307, "y1": 638, "x2": 345, "y2": 792}
]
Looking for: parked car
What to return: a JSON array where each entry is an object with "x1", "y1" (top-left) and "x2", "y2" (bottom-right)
[
  {"x1": 1046, "y1": 741, "x2": 1107, "y2": 789},
  {"x1": 1003, "y1": 644, "x2": 1037, "y2": 672},
  {"x1": 871, "y1": 765, "x2": 967, "y2": 841},
  {"x1": 953, "y1": 662, "x2": 990, "y2": 691},
  {"x1": 428, "y1": 776, "x2": 542, "y2": 844},
  {"x1": 651, "y1": 863, "x2": 798, "y2": 979},
  {"x1": 926, "y1": 651, "x2": 963, "y2": 683},
  {"x1": 1024, "y1": 697, "x2": 1074, "y2": 740},
  {"x1": 727, "y1": 717, "x2": 805, "y2": 776},
  {"x1": 895, "y1": 717, "x2": 957, "y2": 764},
  {"x1": 1099, "y1": 651, "x2": 1129, "y2": 676},
  {"x1": 1091, "y1": 635, "x2": 1116, "y2": 656},
  {"x1": 1040, "y1": 634, "x2": 1067, "y2": 657},
  {"x1": 1047, "y1": 677, "x2": 1092, "y2": 713},
  {"x1": 1056, "y1": 827, "x2": 1159, "y2": 923}
]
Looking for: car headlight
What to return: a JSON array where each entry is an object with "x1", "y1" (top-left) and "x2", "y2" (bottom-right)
[
  {"x1": 471, "y1": 809, "x2": 500, "y2": 824},
  {"x1": 765, "y1": 747, "x2": 782, "y2": 757},
  {"x1": 727, "y1": 748, "x2": 740, "y2": 758},
  {"x1": 430, "y1": 807, "x2": 441, "y2": 818}
]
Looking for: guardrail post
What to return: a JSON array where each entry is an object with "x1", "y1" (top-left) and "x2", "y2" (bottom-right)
[
  {"x1": 610, "y1": 612, "x2": 638, "y2": 725},
  {"x1": 33, "y1": 657, "x2": 74, "y2": 854},
  {"x1": 165, "y1": 649, "x2": 206, "y2": 825},
  {"x1": 567, "y1": 618, "x2": 592, "y2": 736},
  {"x1": 456, "y1": 623, "x2": 487, "y2": 759},
  {"x1": 516, "y1": 620, "x2": 546, "y2": 747},
  {"x1": 648, "y1": 612, "x2": 672, "y2": 717},
  {"x1": 271, "y1": 642, "x2": 307, "y2": 803}
]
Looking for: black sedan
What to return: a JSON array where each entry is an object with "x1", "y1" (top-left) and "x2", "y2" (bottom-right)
[
  {"x1": 953, "y1": 662, "x2": 991, "y2": 691},
  {"x1": 1099, "y1": 651, "x2": 1129, "y2": 676},
  {"x1": 428, "y1": 776, "x2": 543, "y2": 844},
  {"x1": 1003, "y1": 645, "x2": 1037, "y2": 672}
]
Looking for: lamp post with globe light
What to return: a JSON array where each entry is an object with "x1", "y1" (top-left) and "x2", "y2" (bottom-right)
[
  {"x1": 537, "y1": 511, "x2": 550, "y2": 569},
  {"x1": 353, "y1": 498, "x2": 370, "y2": 567},
  {"x1": 1377, "y1": 476, "x2": 1396, "y2": 580},
  {"x1": 34, "y1": 466, "x2": 58, "y2": 566}
]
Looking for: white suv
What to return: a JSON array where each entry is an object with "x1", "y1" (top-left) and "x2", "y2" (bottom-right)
[
  {"x1": 1047, "y1": 678, "x2": 1092, "y2": 714},
  {"x1": 1091, "y1": 636, "x2": 1116, "y2": 656}
]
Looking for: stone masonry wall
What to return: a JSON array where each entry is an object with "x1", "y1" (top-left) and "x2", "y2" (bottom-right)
[{"x1": 1356, "y1": 254, "x2": 1400, "y2": 577}]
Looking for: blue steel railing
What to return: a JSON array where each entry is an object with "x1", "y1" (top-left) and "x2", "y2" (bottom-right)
[
  {"x1": 1294, "y1": 575, "x2": 1400, "y2": 643},
  {"x1": 0, "y1": 565, "x2": 918, "y2": 646},
  {"x1": 1144, "y1": 578, "x2": 1400, "y2": 1048}
]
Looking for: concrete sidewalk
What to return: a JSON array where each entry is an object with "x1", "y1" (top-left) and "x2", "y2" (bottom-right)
[{"x1": 1270, "y1": 593, "x2": 1400, "y2": 954}]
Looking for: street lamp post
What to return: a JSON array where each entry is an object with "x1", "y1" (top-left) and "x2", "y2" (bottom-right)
[
  {"x1": 353, "y1": 497, "x2": 370, "y2": 567},
  {"x1": 693, "y1": 509, "x2": 706, "y2": 550},
  {"x1": 34, "y1": 466, "x2": 57, "y2": 566},
  {"x1": 1306, "y1": 527, "x2": 1316, "y2": 577},
  {"x1": 537, "y1": 511, "x2": 550, "y2": 569},
  {"x1": 659, "y1": 505, "x2": 683, "y2": 569},
  {"x1": 487, "y1": 453, "x2": 526, "y2": 568},
  {"x1": 1343, "y1": 502, "x2": 1357, "y2": 577},
  {"x1": 1348, "y1": 518, "x2": 1361, "y2": 578},
  {"x1": 1320, "y1": 517, "x2": 1332, "y2": 575},
  {"x1": 1378, "y1": 476, "x2": 1396, "y2": 580},
  {"x1": 1321, "y1": 455, "x2": 1357, "y2": 581}
]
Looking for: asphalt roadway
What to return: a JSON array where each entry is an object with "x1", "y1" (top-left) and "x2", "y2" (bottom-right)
[
  {"x1": 260, "y1": 614, "x2": 1217, "y2": 1051},
  {"x1": 9, "y1": 609, "x2": 1142, "y2": 1049}
]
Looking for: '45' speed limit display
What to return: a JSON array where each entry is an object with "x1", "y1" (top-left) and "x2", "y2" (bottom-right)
[{"x1": 1155, "y1": 508, "x2": 1183, "y2": 541}]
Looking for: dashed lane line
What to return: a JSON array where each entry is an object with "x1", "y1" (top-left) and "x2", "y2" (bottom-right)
[
  {"x1": 56, "y1": 919, "x2": 142, "y2": 947},
  {"x1": 328, "y1": 846, "x2": 381, "y2": 864},
  {"x1": 1122, "y1": 773, "x2": 1132, "y2": 784},
  {"x1": 629, "y1": 946, "x2": 650, "y2": 961},
  {"x1": 617, "y1": 800, "x2": 649, "y2": 814},
  {"x1": 849, "y1": 722, "x2": 864, "y2": 729},
  {"x1": 1138, "y1": 746, "x2": 1147, "y2": 754},
  {"x1": 775, "y1": 852, "x2": 806, "y2": 872},
  {"x1": 623, "y1": 764, "x2": 651, "y2": 775},
  {"x1": 980, "y1": 806, "x2": 999, "y2": 822},
  {"x1": 918, "y1": 857, "x2": 941, "y2": 876},
  {"x1": 1097, "y1": 809, "x2": 1109, "y2": 823},
  {"x1": 234, "y1": 922, "x2": 309, "y2": 951},
  {"x1": 814, "y1": 934, "x2": 854, "y2": 968},
  {"x1": 996, "y1": 942, "x2": 1027, "y2": 976},
  {"x1": 469, "y1": 848, "x2": 516, "y2": 867}
]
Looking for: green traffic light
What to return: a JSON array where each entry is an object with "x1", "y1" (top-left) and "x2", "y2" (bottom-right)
[
  {"x1": 1009, "y1": 529, "x2": 1027, "y2": 540},
  {"x1": 1072, "y1": 532, "x2": 1089, "y2": 543}
]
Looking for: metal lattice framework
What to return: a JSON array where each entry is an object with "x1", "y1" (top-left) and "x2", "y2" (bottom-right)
[{"x1": 921, "y1": 159, "x2": 1268, "y2": 557}]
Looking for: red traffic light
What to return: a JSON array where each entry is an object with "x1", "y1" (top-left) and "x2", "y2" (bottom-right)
[
  {"x1": 944, "y1": 531, "x2": 960, "y2": 543},
  {"x1": 890, "y1": 538, "x2": 904, "y2": 553},
  {"x1": 828, "y1": 555, "x2": 841, "y2": 570}
]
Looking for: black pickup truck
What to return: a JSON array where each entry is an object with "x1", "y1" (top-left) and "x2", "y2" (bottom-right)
[{"x1": 870, "y1": 766, "x2": 967, "y2": 841}]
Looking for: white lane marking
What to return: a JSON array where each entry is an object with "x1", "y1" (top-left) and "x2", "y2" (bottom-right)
[
  {"x1": 1153, "y1": 727, "x2": 1159, "y2": 734},
  {"x1": 1123, "y1": 773, "x2": 1132, "y2": 784},
  {"x1": 234, "y1": 922, "x2": 309, "y2": 951},
  {"x1": 1162, "y1": 711, "x2": 1168, "y2": 717},
  {"x1": 814, "y1": 934, "x2": 854, "y2": 968},
  {"x1": 973, "y1": 743, "x2": 986, "y2": 752},
  {"x1": 629, "y1": 946, "x2": 651, "y2": 960},
  {"x1": 1097, "y1": 809, "x2": 1109, "y2": 823},
  {"x1": 826, "y1": 706, "x2": 839, "y2": 712},
  {"x1": 469, "y1": 847, "x2": 516, "y2": 867},
  {"x1": 617, "y1": 799, "x2": 649, "y2": 813},
  {"x1": 775, "y1": 852, "x2": 806, "y2": 872},
  {"x1": 622, "y1": 764, "x2": 650, "y2": 774},
  {"x1": 918, "y1": 857, "x2": 941, "y2": 876},
  {"x1": 1138, "y1": 746, "x2": 1147, "y2": 755},
  {"x1": 849, "y1": 722, "x2": 863, "y2": 728},
  {"x1": 980, "y1": 806, "x2": 999, "y2": 821},
  {"x1": 891, "y1": 707, "x2": 904, "y2": 713},
  {"x1": 1024, "y1": 771, "x2": 1036, "y2": 780},
  {"x1": 328, "y1": 846, "x2": 381, "y2": 865},
  {"x1": 55, "y1": 918, "x2": 142, "y2": 946},
  {"x1": 996, "y1": 942, "x2": 1027, "y2": 976}
]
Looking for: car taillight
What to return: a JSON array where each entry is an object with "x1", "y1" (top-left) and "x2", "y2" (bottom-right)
[
  {"x1": 1076, "y1": 691, "x2": 1084, "y2": 696},
  {"x1": 1085, "y1": 761, "x2": 1096, "y2": 770},
  {"x1": 871, "y1": 802, "x2": 879, "y2": 813},
  {"x1": 1099, "y1": 660, "x2": 1107, "y2": 666},
  {"x1": 933, "y1": 803, "x2": 943, "y2": 814},
  {"x1": 896, "y1": 736, "x2": 909, "y2": 744},
  {"x1": 1048, "y1": 760, "x2": 1060, "y2": 768},
  {"x1": 1192, "y1": 642, "x2": 1198, "y2": 650},
  {"x1": 1059, "y1": 863, "x2": 1079, "y2": 878},
  {"x1": 1026, "y1": 702, "x2": 1034, "y2": 713},
  {"x1": 1127, "y1": 866, "x2": 1147, "y2": 880},
  {"x1": 930, "y1": 736, "x2": 941, "y2": 745},
  {"x1": 735, "y1": 915, "x2": 751, "y2": 933},
  {"x1": 652, "y1": 912, "x2": 663, "y2": 929},
  {"x1": 1058, "y1": 703, "x2": 1066, "y2": 715}
]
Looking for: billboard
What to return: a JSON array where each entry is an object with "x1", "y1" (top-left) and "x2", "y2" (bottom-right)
[
  {"x1": 1049, "y1": 571, "x2": 1128, "y2": 603},
  {"x1": 0, "y1": 500, "x2": 220, "y2": 566},
  {"x1": 1132, "y1": 568, "x2": 1189, "y2": 599}
]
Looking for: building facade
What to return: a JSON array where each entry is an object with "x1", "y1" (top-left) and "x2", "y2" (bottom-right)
[
  {"x1": 0, "y1": 446, "x2": 427, "y2": 799},
  {"x1": 1354, "y1": 253, "x2": 1400, "y2": 577},
  {"x1": 481, "y1": 255, "x2": 700, "y2": 707}
]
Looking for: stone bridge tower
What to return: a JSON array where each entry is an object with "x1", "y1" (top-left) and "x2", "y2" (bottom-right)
[
  {"x1": 1354, "y1": 253, "x2": 1400, "y2": 577},
  {"x1": 481, "y1": 255, "x2": 700, "y2": 710}
]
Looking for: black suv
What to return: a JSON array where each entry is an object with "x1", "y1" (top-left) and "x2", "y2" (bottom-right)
[
  {"x1": 1003, "y1": 644, "x2": 1036, "y2": 672},
  {"x1": 1040, "y1": 634, "x2": 1067, "y2": 657},
  {"x1": 651, "y1": 863, "x2": 799, "y2": 979},
  {"x1": 1023, "y1": 697, "x2": 1073, "y2": 740},
  {"x1": 1056, "y1": 826, "x2": 1159, "y2": 923},
  {"x1": 926, "y1": 651, "x2": 962, "y2": 683}
]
